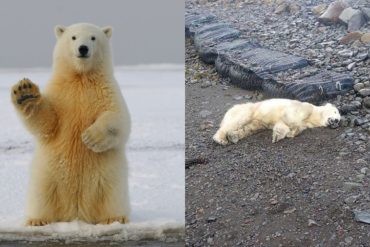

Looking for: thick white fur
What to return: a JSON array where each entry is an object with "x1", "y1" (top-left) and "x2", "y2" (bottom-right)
[
  {"x1": 213, "y1": 98, "x2": 340, "y2": 145},
  {"x1": 12, "y1": 23, "x2": 130, "y2": 225}
]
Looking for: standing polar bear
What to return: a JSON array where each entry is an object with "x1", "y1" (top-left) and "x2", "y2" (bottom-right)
[
  {"x1": 213, "y1": 98, "x2": 340, "y2": 145},
  {"x1": 11, "y1": 23, "x2": 130, "y2": 225}
]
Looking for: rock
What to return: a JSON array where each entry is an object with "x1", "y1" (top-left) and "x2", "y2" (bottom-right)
[
  {"x1": 356, "y1": 52, "x2": 368, "y2": 61},
  {"x1": 308, "y1": 219, "x2": 318, "y2": 226},
  {"x1": 339, "y1": 7, "x2": 359, "y2": 24},
  {"x1": 353, "y1": 210, "x2": 370, "y2": 224},
  {"x1": 275, "y1": 2, "x2": 288, "y2": 14},
  {"x1": 200, "y1": 121, "x2": 214, "y2": 131},
  {"x1": 340, "y1": 104, "x2": 358, "y2": 114},
  {"x1": 199, "y1": 110, "x2": 212, "y2": 118},
  {"x1": 312, "y1": 4, "x2": 327, "y2": 16},
  {"x1": 363, "y1": 97, "x2": 370, "y2": 108},
  {"x1": 345, "y1": 236, "x2": 353, "y2": 245},
  {"x1": 356, "y1": 174, "x2": 365, "y2": 182},
  {"x1": 338, "y1": 49, "x2": 353, "y2": 57},
  {"x1": 283, "y1": 207, "x2": 296, "y2": 214},
  {"x1": 347, "y1": 62, "x2": 356, "y2": 70},
  {"x1": 232, "y1": 95, "x2": 243, "y2": 100},
  {"x1": 360, "y1": 33, "x2": 370, "y2": 44},
  {"x1": 344, "y1": 195, "x2": 360, "y2": 204},
  {"x1": 361, "y1": 7, "x2": 370, "y2": 20},
  {"x1": 339, "y1": 32, "x2": 363, "y2": 45},
  {"x1": 359, "y1": 88, "x2": 370, "y2": 97},
  {"x1": 348, "y1": 10, "x2": 366, "y2": 31},
  {"x1": 344, "y1": 182, "x2": 363, "y2": 191},
  {"x1": 288, "y1": 2, "x2": 300, "y2": 14},
  {"x1": 318, "y1": 0, "x2": 350, "y2": 24},
  {"x1": 360, "y1": 167, "x2": 369, "y2": 174},
  {"x1": 207, "y1": 216, "x2": 217, "y2": 223},
  {"x1": 201, "y1": 81, "x2": 212, "y2": 88},
  {"x1": 353, "y1": 82, "x2": 364, "y2": 92}
]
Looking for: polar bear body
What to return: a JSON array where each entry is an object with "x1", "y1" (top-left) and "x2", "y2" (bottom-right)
[
  {"x1": 11, "y1": 23, "x2": 130, "y2": 225},
  {"x1": 213, "y1": 98, "x2": 340, "y2": 145}
]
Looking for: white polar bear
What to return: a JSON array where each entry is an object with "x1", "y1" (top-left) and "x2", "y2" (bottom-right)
[
  {"x1": 213, "y1": 98, "x2": 340, "y2": 145},
  {"x1": 11, "y1": 23, "x2": 130, "y2": 225}
]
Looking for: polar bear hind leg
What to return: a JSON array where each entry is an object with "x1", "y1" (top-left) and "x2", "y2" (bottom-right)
[
  {"x1": 227, "y1": 120, "x2": 261, "y2": 144},
  {"x1": 213, "y1": 103, "x2": 255, "y2": 145}
]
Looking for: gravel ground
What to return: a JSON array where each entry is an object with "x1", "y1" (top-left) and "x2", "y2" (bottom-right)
[{"x1": 185, "y1": 1, "x2": 370, "y2": 243}]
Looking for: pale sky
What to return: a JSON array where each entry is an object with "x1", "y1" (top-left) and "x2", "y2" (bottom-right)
[{"x1": 0, "y1": 0, "x2": 184, "y2": 68}]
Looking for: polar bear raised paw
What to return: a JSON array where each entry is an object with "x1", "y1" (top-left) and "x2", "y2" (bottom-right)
[{"x1": 11, "y1": 79, "x2": 41, "y2": 112}]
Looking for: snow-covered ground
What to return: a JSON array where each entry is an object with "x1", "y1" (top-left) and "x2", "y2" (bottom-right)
[{"x1": 0, "y1": 65, "x2": 184, "y2": 242}]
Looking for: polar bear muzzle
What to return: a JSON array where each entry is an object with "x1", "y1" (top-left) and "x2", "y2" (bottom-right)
[{"x1": 78, "y1": 45, "x2": 89, "y2": 58}]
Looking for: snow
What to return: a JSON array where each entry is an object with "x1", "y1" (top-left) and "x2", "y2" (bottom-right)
[{"x1": 0, "y1": 65, "x2": 184, "y2": 242}]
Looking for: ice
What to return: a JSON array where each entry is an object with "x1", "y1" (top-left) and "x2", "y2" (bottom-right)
[{"x1": 0, "y1": 65, "x2": 184, "y2": 242}]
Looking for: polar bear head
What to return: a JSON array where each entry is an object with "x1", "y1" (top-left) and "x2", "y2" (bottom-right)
[
  {"x1": 320, "y1": 103, "x2": 341, "y2": 128},
  {"x1": 53, "y1": 23, "x2": 113, "y2": 73}
]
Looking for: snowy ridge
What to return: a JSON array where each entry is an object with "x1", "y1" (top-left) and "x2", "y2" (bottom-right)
[{"x1": 0, "y1": 220, "x2": 183, "y2": 243}]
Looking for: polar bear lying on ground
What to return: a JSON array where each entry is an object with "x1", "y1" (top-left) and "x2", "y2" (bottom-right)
[{"x1": 213, "y1": 98, "x2": 340, "y2": 145}]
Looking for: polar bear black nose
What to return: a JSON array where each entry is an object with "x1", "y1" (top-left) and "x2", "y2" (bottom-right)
[{"x1": 78, "y1": 45, "x2": 89, "y2": 56}]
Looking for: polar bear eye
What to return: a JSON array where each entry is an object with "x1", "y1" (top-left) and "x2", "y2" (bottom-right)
[
  {"x1": 91, "y1": 36, "x2": 96, "y2": 41},
  {"x1": 72, "y1": 36, "x2": 76, "y2": 40}
]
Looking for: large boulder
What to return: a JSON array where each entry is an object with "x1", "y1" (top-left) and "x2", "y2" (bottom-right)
[
  {"x1": 339, "y1": 7, "x2": 366, "y2": 31},
  {"x1": 312, "y1": 4, "x2": 328, "y2": 16},
  {"x1": 340, "y1": 31, "x2": 363, "y2": 44},
  {"x1": 318, "y1": 0, "x2": 350, "y2": 24}
]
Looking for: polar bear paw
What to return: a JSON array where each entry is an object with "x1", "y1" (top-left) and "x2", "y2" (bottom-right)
[
  {"x1": 226, "y1": 131, "x2": 240, "y2": 144},
  {"x1": 82, "y1": 125, "x2": 116, "y2": 153},
  {"x1": 11, "y1": 78, "x2": 41, "y2": 112},
  {"x1": 213, "y1": 130, "x2": 229, "y2": 145},
  {"x1": 98, "y1": 216, "x2": 128, "y2": 225},
  {"x1": 26, "y1": 218, "x2": 50, "y2": 226}
]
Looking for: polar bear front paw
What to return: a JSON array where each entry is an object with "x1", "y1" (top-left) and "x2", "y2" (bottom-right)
[
  {"x1": 213, "y1": 131, "x2": 229, "y2": 145},
  {"x1": 82, "y1": 125, "x2": 116, "y2": 153},
  {"x1": 98, "y1": 216, "x2": 128, "y2": 225},
  {"x1": 227, "y1": 131, "x2": 240, "y2": 144},
  {"x1": 26, "y1": 218, "x2": 50, "y2": 226},
  {"x1": 11, "y1": 78, "x2": 41, "y2": 112}
]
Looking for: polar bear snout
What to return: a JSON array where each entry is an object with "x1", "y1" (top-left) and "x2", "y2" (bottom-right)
[
  {"x1": 327, "y1": 117, "x2": 340, "y2": 128},
  {"x1": 78, "y1": 45, "x2": 89, "y2": 58}
]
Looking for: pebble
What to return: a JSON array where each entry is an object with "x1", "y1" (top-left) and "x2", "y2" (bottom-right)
[
  {"x1": 358, "y1": 88, "x2": 370, "y2": 97},
  {"x1": 232, "y1": 95, "x2": 243, "y2": 100},
  {"x1": 207, "y1": 216, "x2": 217, "y2": 223},
  {"x1": 363, "y1": 97, "x2": 370, "y2": 108},
  {"x1": 344, "y1": 195, "x2": 360, "y2": 204},
  {"x1": 347, "y1": 62, "x2": 356, "y2": 70},
  {"x1": 199, "y1": 110, "x2": 212, "y2": 118},
  {"x1": 353, "y1": 83, "x2": 364, "y2": 92},
  {"x1": 360, "y1": 167, "x2": 369, "y2": 174},
  {"x1": 308, "y1": 219, "x2": 318, "y2": 227},
  {"x1": 343, "y1": 182, "x2": 363, "y2": 191},
  {"x1": 338, "y1": 49, "x2": 353, "y2": 58},
  {"x1": 201, "y1": 81, "x2": 212, "y2": 88},
  {"x1": 345, "y1": 236, "x2": 353, "y2": 245}
]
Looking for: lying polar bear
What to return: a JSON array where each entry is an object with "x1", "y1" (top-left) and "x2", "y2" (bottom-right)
[{"x1": 213, "y1": 98, "x2": 340, "y2": 145}]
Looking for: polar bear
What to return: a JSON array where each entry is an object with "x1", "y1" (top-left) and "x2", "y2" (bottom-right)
[
  {"x1": 213, "y1": 98, "x2": 340, "y2": 145},
  {"x1": 11, "y1": 23, "x2": 130, "y2": 226}
]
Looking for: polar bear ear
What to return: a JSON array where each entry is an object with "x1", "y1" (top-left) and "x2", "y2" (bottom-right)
[
  {"x1": 54, "y1": 25, "x2": 66, "y2": 39},
  {"x1": 102, "y1": 26, "x2": 113, "y2": 39}
]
